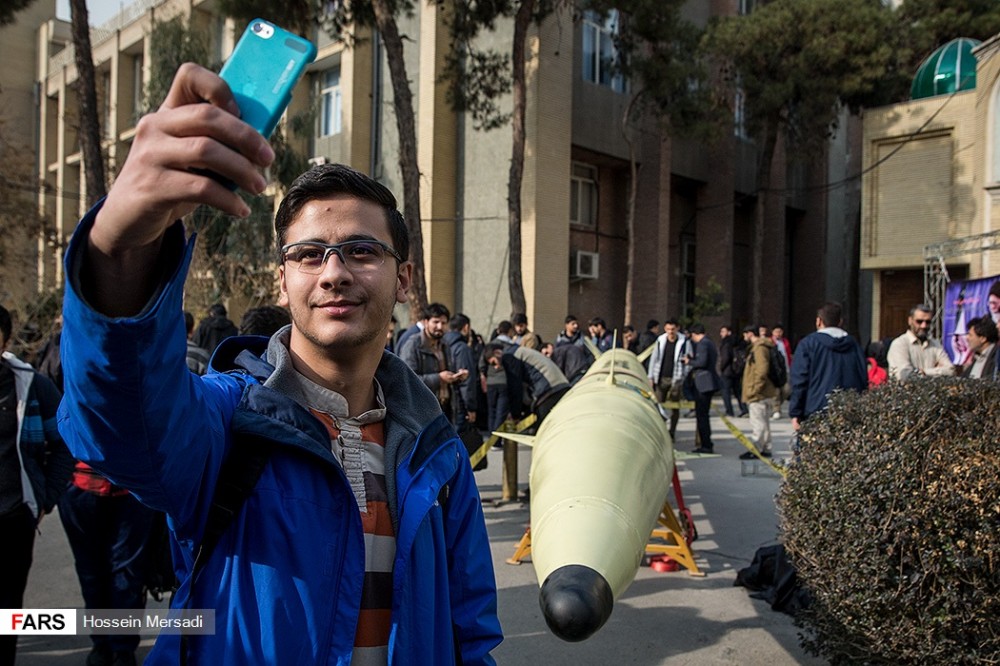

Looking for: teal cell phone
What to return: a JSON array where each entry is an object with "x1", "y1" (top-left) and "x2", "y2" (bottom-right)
[{"x1": 220, "y1": 19, "x2": 317, "y2": 139}]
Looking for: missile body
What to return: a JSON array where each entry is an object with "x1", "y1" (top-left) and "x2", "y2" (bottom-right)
[{"x1": 527, "y1": 349, "x2": 674, "y2": 641}]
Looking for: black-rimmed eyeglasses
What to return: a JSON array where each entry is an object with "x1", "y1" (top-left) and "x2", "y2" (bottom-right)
[{"x1": 280, "y1": 240, "x2": 404, "y2": 274}]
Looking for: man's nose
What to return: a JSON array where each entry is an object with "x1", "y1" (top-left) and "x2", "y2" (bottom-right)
[{"x1": 318, "y1": 250, "x2": 352, "y2": 281}]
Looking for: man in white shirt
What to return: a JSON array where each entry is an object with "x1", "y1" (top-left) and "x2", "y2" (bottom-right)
[{"x1": 887, "y1": 304, "x2": 955, "y2": 380}]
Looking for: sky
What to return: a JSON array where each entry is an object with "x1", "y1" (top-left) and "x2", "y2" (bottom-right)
[{"x1": 55, "y1": 0, "x2": 132, "y2": 27}]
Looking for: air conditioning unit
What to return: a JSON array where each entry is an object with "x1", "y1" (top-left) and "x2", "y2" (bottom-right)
[
  {"x1": 308, "y1": 155, "x2": 330, "y2": 167},
  {"x1": 570, "y1": 250, "x2": 600, "y2": 280}
]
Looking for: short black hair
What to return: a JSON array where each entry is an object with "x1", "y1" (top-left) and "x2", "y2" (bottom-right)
[
  {"x1": 184, "y1": 311, "x2": 195, "y2": 335},
  {"x1": 742, "y1": 325, "x2": 756, "y2": 334},
  {"x1": 497, "y1": 320, "x2": 513, "y2": 336},
  {"x1": 484, "y1": 342, "x2": 506, "y2": 356},
  {"x1": 818, "y1": 302, "x2": 844, "y2": 328},
  {"x1": 646, "y1": 319, "x2": 659, "y2": 330},
  {"x1": 969, "y1": 315, "x2": 999, "y2": 343},
  {"x1": 663, "y1": 318, "x2": 679, "y2": 327},
  {"x1": 565, "y1": 315, "x2": 578, "y2": 324},
  {"x1": 0, "y1": 304, "x2": 10, "y2": 345},
  {"x1": 589, "y1": 317, "x2": 606, "y2": 328},
  {"x1": 239, "y1": 305, "x2": 291, "y2": 336},
  {"x1": 209, "y1": 303, "x2": 227, "y2": 317},
  {"x1": 689, "y1": 322, "x2": 706, "y2": 335},
  {"x1": 274, "y1": 163, "x2": 409, "y2": 263},
  {"x1": 426, "y1": 303, "x2": 450, "y2": 320},
  {"x1": 512, "y1": 313, "x2": 528, "y2": 326},
  {"x1": 449, "y1": 313, "x2": 471, "y2": 331}
]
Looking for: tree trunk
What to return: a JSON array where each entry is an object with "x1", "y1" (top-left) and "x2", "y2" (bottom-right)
[
  {"x1": 370, "y1": 0, "x2": 428, "y2": 322},
  {"x1": 751, "y1": 118, "x2": 779, "y2": 324},
  {"x1": 69, "y1": 0, "x2": 107, "y2": 207},
  {"x1": 506, "y1": 0, "x2": 534, "y2": 318},
  {"x1": 621, "y1": 90, "x2": 642, "y2": 328}
]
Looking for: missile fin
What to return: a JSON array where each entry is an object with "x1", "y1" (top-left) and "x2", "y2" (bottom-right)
[{"x1": 637, "y1": 342, "x2": 655, "y2": 363}]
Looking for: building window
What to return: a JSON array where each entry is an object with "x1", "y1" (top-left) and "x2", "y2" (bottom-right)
[
  {"x1": 734, "y1": 85, "x2": 749, "y2": 139},
  {"x1": 581, "y1": 11, "x2": 626, "y2": 94},
  {"x1": 101, "y1": 70, "x2": 112, "y2": 139},
  {"x1": 570, "y1": 162, "x2": 598, "y2": 227},
  {"x1": 320, "y1": 67, "x2": 342, "y2": 137},
  {"x1": 132, "y1": 54, "x2": 144, "y2": 121},
  {"x1": 739, "y1": 0, "x2": 755, "y2": 15},
  {"x1": 681, "y1": 238, "x2": 696, "y2": 320}
]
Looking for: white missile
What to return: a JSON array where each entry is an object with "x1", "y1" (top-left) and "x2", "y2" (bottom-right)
[{"x1": 500, "y1": 348, "x2": 675, "y2": 641}]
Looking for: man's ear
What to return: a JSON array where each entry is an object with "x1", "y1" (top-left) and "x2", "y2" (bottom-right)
[
  {"x1": 277, "y1": 265, "x2": 289, "y2": 307},
  {"x1": 396, "y1": 262, "x2": 413, "y2": 304}
]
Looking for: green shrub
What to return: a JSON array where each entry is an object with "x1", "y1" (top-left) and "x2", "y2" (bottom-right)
[{"x1": 778, "y1": 379, "x2": 1000, "y2": 665}]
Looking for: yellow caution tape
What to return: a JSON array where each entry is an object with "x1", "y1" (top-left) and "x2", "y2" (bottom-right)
[
  {"x1": 716, "y1": 408, "x2": 787, "y2": 477},
  {"x1": 468, "y1": 414, "x2": 537, "y2": 469}
]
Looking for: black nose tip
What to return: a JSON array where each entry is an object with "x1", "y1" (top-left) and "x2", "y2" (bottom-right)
[{"x1": 539, "y1": 564, "x2": 614, "y2": 642}]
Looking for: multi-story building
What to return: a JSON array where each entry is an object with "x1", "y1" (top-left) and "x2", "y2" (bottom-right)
[
  {"x1": 862, "y1": 35, "x2": 1000, "y2": 340},
  {"x1": 28, "y1": 0, "x2": 857, "y2": 343},
  {"x1": 1, "y1": 0, "x2": 61, "y2": 313}
]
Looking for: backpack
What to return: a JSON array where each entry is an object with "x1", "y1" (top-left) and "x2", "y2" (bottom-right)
[
  {"x1": 731, "y1": 345, "x2": 749, "y2": 378},
  {"x1": 767, "y1": 345, "x2": 788, "y2": 388}
]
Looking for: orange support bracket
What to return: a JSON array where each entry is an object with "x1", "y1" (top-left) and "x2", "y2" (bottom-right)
[
  {"x1": 645, "y1": 500, "x2": 704, "y2": 577},
  {"x1": 506, "y1": 527, "x2": 531, "y2": 565}
]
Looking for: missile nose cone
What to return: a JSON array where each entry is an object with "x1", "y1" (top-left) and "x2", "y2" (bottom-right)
[{"x1": 539, "y1": 564, "x2": 614, "y2": 642}]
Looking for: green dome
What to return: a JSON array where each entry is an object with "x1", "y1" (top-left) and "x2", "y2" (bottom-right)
[{"x1": 911, "y1": 38, "x2": 981, "y2": 100}]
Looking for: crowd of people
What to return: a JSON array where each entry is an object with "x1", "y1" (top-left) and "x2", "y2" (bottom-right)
[{"x1": 4, "y1": 285, "x2": 997, "y2": 666}]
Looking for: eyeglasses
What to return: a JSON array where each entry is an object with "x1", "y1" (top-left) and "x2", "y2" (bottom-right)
[
  {"x1": 281, "y1": 240, "x2": 403, "y2": 274},
  {"x1": 913, "y1": 318, "x2": 932, "y2": 326}
]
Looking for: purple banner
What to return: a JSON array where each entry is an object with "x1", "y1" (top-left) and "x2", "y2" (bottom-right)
[{"x1": 943, "y1": 274, "x2": 1000, "y2": 364}]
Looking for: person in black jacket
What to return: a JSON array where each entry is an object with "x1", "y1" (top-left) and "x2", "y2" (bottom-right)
[
  {"x1": 0, "y1": 304, "x2": 74, "y2": 666},
  {"x1": 443, "y1": 314, "x2": 478, "y2": 427},
  {"x1": 687, "y1": 323, "x2": 720, "y2": 454},
  {"x1": 717, "y1": 325, "x2": 738, "y2": 417},
  {"x1": 192, "y1": 303, "x2": 239, "y2": 355}
]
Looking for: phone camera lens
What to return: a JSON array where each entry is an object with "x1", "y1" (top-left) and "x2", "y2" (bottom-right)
[{"x1": 252, "y1": 22, "x2": 262, "y2": 33}]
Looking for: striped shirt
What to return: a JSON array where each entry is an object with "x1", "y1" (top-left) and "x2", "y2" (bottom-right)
[{"x1": 280, "y1": 369, "x2": 394, "y2": 665}]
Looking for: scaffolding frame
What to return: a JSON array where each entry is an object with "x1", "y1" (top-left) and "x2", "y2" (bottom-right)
[{"x1": 923, "y1": 231, "x2": 1000, "y2": 340}]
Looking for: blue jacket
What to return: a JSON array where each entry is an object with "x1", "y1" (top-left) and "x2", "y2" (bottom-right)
[
  {"x1": 57, "y1": 211, "x2": 502, "y2": 665},
  {"x1": 788, "y1": 328, "x2": 867, "y2": 420}
]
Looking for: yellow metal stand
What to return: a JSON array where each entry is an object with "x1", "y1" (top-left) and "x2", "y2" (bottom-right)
[
  {"x1": 506, "y1": 527, "x2": 532, "y2": 565},
  {"x1": 506, "y1": 502, "x2": 702, "y2": 576},
  {"x1": 645, "y1": 502, "x2": 705, "y2": 577}
]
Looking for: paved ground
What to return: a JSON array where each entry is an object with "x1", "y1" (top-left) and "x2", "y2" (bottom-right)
[{"x1": 17, "y1": 403, "x2": 823, "y2": 665}]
